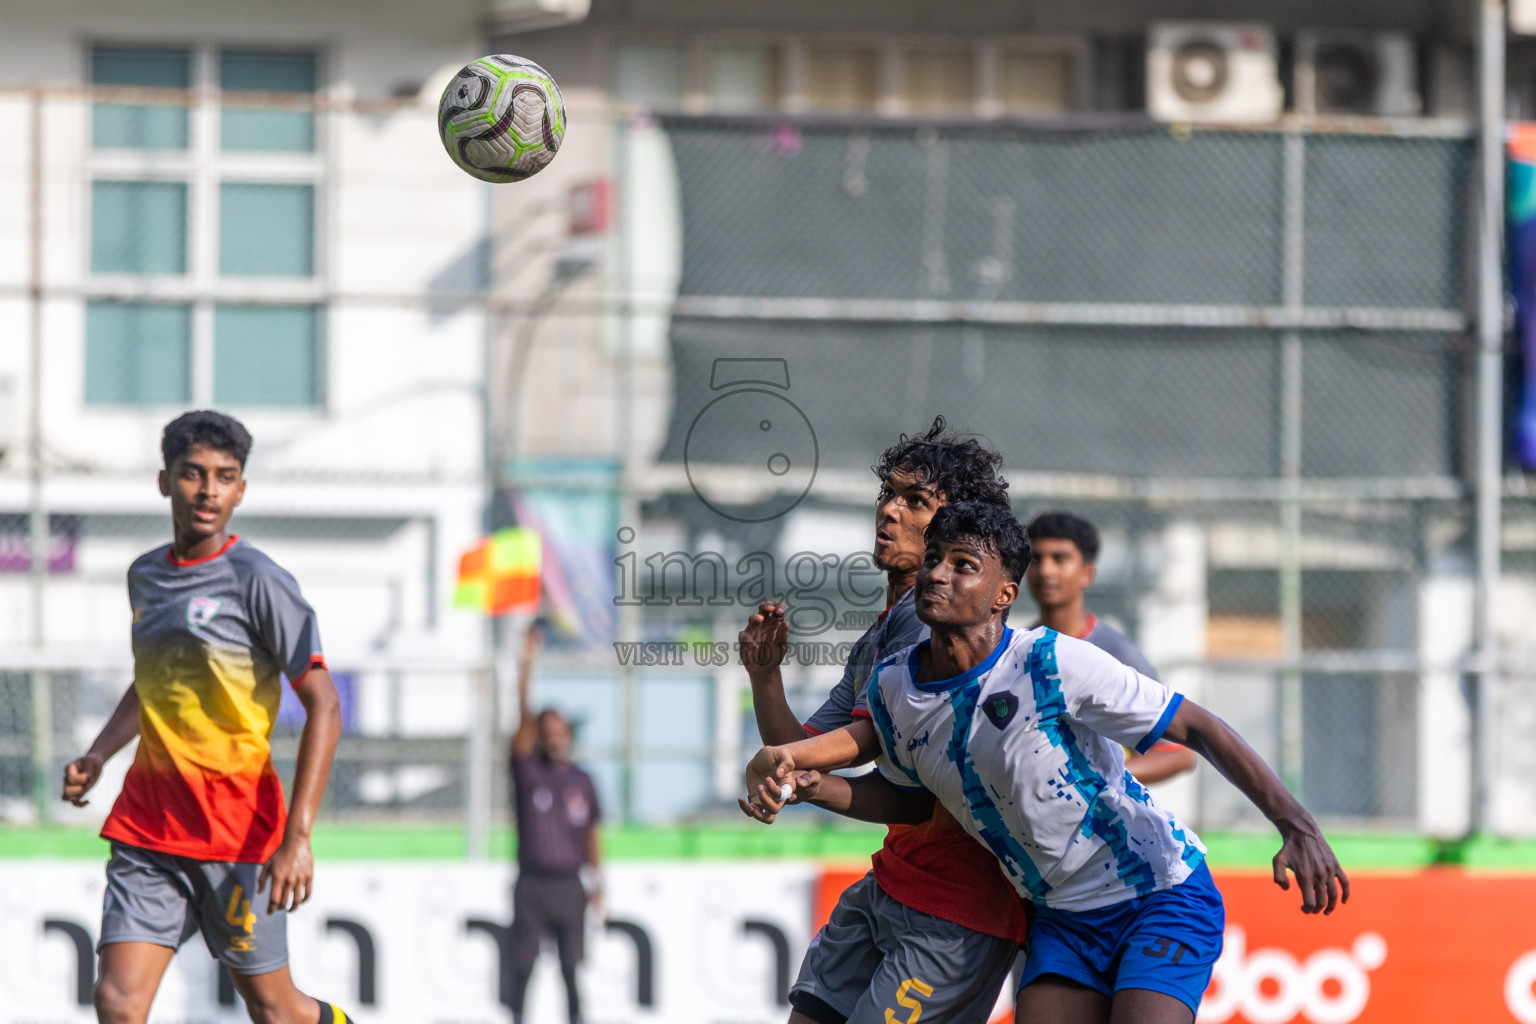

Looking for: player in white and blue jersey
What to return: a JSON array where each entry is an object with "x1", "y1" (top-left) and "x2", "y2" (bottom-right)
[{"x1": 743, "y1": 501, "x2": 1348, "y2": 1024}]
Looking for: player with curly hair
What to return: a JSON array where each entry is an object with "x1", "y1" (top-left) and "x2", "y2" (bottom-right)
[
  {"x1": 738, "y1": 416, "x2": 1027, "y2": 1024},
  {"x1": 745, "y1": 501, "x2": 1348, "y2": 1024}
]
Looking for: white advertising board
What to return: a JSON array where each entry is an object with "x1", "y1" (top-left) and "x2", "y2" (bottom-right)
[{"x1": 0, "y1": 861, "x2": 817, "y2": 1024}]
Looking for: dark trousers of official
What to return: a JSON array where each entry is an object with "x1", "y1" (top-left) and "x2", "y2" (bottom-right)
[{"x1": 509, "y1": 869, "x2": 587, "y2": 1024}]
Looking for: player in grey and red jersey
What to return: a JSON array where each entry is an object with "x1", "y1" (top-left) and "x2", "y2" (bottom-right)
[{"x1": 740, "y1": 417, "x2": 1026, "y2": 1024}]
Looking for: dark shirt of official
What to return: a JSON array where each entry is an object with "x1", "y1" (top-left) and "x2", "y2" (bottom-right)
[{"x1": 511, "y1": 753, "x2": 601, "y2": 874}]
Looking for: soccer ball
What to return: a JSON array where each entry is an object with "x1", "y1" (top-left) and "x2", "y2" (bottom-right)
[{"x1": 437, "y1": 55, "x2": 566, "y2": 182}]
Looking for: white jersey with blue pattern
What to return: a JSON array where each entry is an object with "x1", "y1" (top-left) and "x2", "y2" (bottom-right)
[{"x1": 867, "y1": 625, "x2": 1205, "y2": 913}]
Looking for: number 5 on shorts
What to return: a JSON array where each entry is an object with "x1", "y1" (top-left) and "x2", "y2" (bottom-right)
[{"x1": 885, "y1": 977, "x2": 934, "y2": 1024}]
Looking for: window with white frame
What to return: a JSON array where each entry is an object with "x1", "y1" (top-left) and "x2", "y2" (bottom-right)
[{"x1": 85, "y1": 43, "x2": 324, "y2": 409}]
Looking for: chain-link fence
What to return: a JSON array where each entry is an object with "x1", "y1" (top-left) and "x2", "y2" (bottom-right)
[
  {"x1": 4, "y1": 80, "x2": 1534, "y2": 844},
  {"x1": 628, "y1": 115, "x2": 1525, "y2": 838}
]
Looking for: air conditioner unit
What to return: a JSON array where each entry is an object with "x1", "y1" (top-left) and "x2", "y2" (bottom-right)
[
  {"x1": 1147, "y1": 23, "x2": 1282, "y2": 124},
  {"x1": 1513, "y1": 0, "x2": 1536, "y2": 37},
  {"x1": 1295, "y1": 31, "x2": 1420, "y2": 116},
  {"x1": 490, "y1": 0, "x2": 591, "y2": 33}
]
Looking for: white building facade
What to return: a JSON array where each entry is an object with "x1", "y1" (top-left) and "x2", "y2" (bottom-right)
[{"x1": 0, "y1": 0, "x2": 497, "y2": 824}]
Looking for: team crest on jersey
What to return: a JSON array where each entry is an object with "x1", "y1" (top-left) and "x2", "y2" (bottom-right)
[
  {"x1": 982, "y1": 692, "x2": 1019, "y2": 729},
  {"x1": 187, "y1": 596, "x2": 221, "y2": 628}
]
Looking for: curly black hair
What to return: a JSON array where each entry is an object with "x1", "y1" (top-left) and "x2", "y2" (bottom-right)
[
  {"x1": 871, "y1": 416, "x2": 1008, "y2": 507},
  {"x1": 161, "y1": 410, "x2": 253, "y2": 469},
  {"x1": 925, "y1": 500, "x2": 1032, "y2": 584},
  {"x1": 1025, "y1": 511, "x2": 1100, "y2": 564}
]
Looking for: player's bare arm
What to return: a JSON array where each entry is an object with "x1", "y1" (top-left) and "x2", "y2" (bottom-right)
[
  {"x1": 740, "y1": 600, "x2": 807, "y2": 744},
  {"x1": 510, "y1": 619, "x2": 545, "y2": 761},
  {"x1": 61, "y1": 683, "x2": 143, "y2": 806},
  {"x1": 740, "y1": 718, "x2": 881, "y2": 822},
  {"x1": 787, "y1": 769, "x2": 935, "y2": 826},
  {"x1": 1161, "y1": 699, "x2": 1349, "y2": 915},
  {"x1": 1123, "y1": 744, "x2": 1198, "y2": 784},
  {"x1": 259, "y1": 666, "x2": 342, "y2": 914}
]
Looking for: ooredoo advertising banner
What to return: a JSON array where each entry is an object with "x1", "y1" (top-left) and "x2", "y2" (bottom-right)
[
  {"x1": 819, "y1": 868, "x2": 1536, "y2": 1024},
  {"x1": 1201, "y1": 871, "x2": 1536, "y2": 1024}
]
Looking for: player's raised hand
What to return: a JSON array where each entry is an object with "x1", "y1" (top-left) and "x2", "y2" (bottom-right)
[
  {"x1": 1272, "y1": 825, "x2": 1350, "y2": 915},
  {"x1": 519, "y1": 618, "x2": 545, "y2": 672},
  {"x1": 258, "y1": 834, "x2": 316, "y2": 914},
  {"x1": 61, "y1": 753, "x2": 103, "y2": 807},
  {"x1": 739, "y1": 601, "x2": 788, "y2": 677}
]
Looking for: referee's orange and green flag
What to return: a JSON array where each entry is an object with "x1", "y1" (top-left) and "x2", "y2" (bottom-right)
[{"x1": 454, "y1": 528, "x2": 541, "y2": 615}]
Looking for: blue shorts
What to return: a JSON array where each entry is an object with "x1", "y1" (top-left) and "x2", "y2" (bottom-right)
[{"x1": 1017, "y1": 861, "x2": 1225, "y2": 1017}]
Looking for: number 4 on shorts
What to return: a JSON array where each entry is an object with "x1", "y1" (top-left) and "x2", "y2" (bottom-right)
[{"x1": 226, "y1": 885, "x2": 257, "y2": 934}]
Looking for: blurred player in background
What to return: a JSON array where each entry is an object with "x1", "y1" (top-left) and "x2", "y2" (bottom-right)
[
  {"x1": 739, "y1": 417, "x2": 1028, "y2": 1024},
  {"x1": 745, "y1": 502, "x2": 1348, "y2": 1024},
  {"x1": 61, "y1": 411, "x2": 351, "y2": 1024},
  {"x1": 507, "y1": 619, "x2": 602, "y2": 1024},
  {"x1": 1025, "y1": 512, "x2": 1195, "y2": 784}
]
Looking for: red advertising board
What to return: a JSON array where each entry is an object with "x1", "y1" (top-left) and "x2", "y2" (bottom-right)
[{"x1": 815, "y1": 868, "x2": 1536, "y2": 1024}]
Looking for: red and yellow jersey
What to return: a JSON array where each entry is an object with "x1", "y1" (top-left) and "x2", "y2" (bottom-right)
[{"x1": 102, "y1": 537, "x2": 324, "y2": 863}]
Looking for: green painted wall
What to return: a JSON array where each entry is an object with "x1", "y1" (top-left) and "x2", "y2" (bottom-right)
[{"x1": 3, "y1": 824, "x2": 1524, "y2": 870}]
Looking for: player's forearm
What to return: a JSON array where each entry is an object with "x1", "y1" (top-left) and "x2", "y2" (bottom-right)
[
  {"x1": 86, "y1": 685, "x2": 142, "y2": 762},
  {"x1": 1169, "y1": 702, "x2": 1318, "y2": 836},
  {"x1": 511, "y1": 720, "x2": 538, "y2": 760},
  {"x1": 512, "y1": 634, "x2": 540, "y2": 758},
  {"x1": 1125, "y1": 746, "x2": 1197, "y2": 785},
  {"x1": 780, "y1": 719, "x2": 880, "y2": 772},
  {"x1": 287, "y1": 675, "x2": 342, "y2": 840},
  {"x1": 808, "y1": 772, "x2": 934, "y2": 825},
  {"x1": 748, "y1": 666, "x2": 811, "y2": 745}
]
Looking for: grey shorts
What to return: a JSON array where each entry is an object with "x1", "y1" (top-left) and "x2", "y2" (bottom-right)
[
  {"x1": 790, "y1": 872, "x2": 1017, "y2": 1024},
  {"x1": 99, "y1": 841, "x2": 289, "y2": 975}
]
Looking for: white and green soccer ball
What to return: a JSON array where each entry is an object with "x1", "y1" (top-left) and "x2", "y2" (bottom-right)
[{"x1": 437, "y1": 55, "x2": 566, "y2": 182}]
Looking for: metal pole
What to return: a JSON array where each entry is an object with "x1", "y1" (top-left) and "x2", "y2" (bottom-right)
[
  {"x1": 1278, "y1": 129, "x2": 1306, "y2": 799},
  {"x1": 1472, "y1": 0, "x2": 1507, "y2": 836},
  {"x1": 605, "y1": 118, "x2": 642, "y2": 822},
  {"x1": 614, "y1": 116, "x2": 639, "y2": 824},
  {"x1": 469, "y1": 176, "x2": 497, "y2": 862},
  {"x1": 466, "y1": 666, "x2": 493, "y2": 860},
  {"x1": 26, "y1": 87, "x2": 52, "y2": 822}
]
